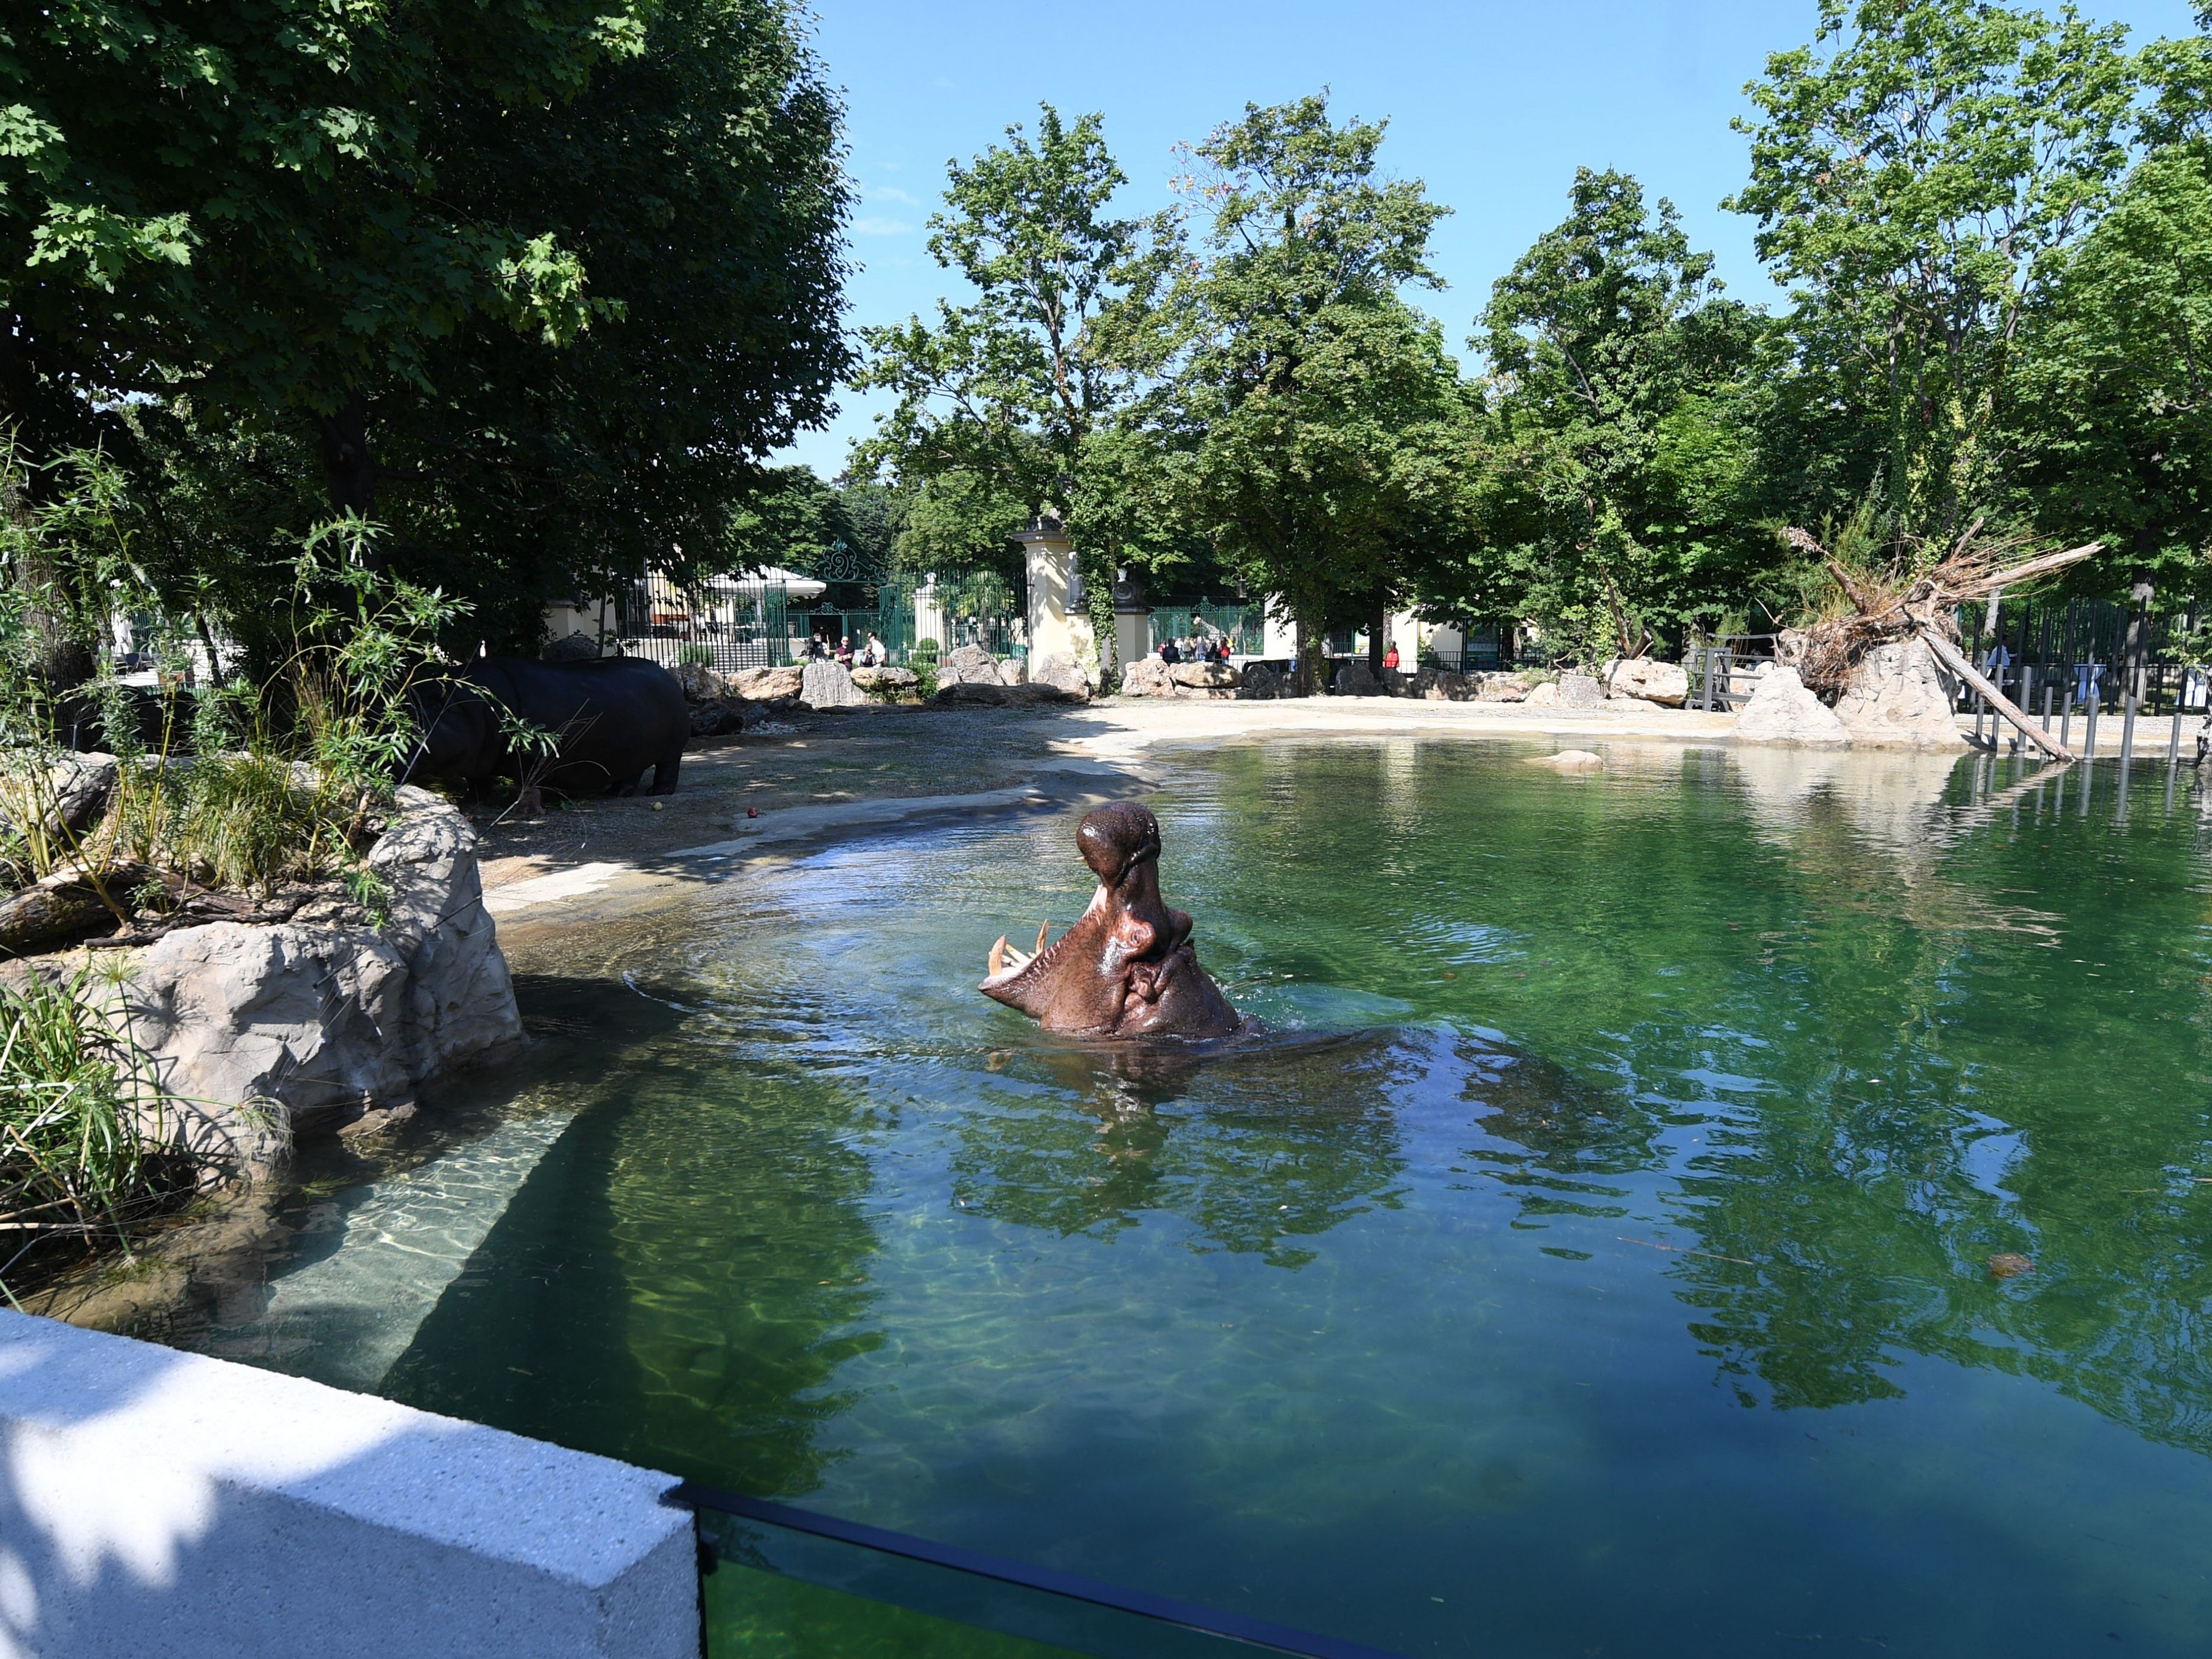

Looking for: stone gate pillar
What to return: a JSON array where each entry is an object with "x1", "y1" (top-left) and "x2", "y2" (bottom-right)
[
  {"x1": 1017, "y1": 517, "x2": 1083, "y2": 668},
  {"x1": 1113, "y1": 567, "x2": 1150, "y2": 670}
]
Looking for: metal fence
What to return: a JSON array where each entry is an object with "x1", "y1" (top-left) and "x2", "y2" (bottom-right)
[
  {"x1": 1686, "y1": 600, "x2": 2212, "y2": 724},
  {"x1": 617, "y1": 573, "x2": 792, "y2": 670},
  {"x1": 1150, "y1": 601, "x2": 1267, "y2": 657}
]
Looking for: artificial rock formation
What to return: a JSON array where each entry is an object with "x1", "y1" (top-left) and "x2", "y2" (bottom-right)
[
  {"x1": 1734, "y1": 666, "x2": 1851, "y2": 748},
  {"x1": 1118, "y1": 658, "x2": 1172, "y2": 697},
  {"x1": 1830, "y1": 638, "x2": 1967, "y2": 750},
  {"x1": 109, "y1": 788, "x2": 522, "y2": 1166}
]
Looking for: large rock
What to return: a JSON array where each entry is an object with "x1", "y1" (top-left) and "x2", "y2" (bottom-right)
[
  {"x1": 1408, "y1": 669, "x2": 1473, "y2": 701},
  {"x1": 1033, "y1": 652, "x2": 1094, "y2": 698},
  {"x1": 1238, "y1": 662, "x2": 1286, "y2": 699},
  {"x1": 1170, "y1": 660, "x2": 1239, "y2": 690},
  {"x1": 998, "y1": 657, "x2": 1028, "y2": 686},
  {"x1": 1524, "y1": 681, "x2": 1560, "y2": 708},
  {"x1": 850, "y1": 665, "x2": 919, "y2": 697},
  {"x1": 1734, "y1": 665, "x2": 1850, "y2": 748},
  {"x1": 1557, "y1": 672, "x2": 1605, "y2": 710},
  {"x1": 943, "y1": 643, "x2": 1005, "y2": 686},
  {"x1": 1474, "y1": 672, "x2": 1530, "y2": 703},
  {"x1": 1120, "y1": 658, "x2": 1172, "y2": 698},
  {"x1": 726, "y1": 665, "x2": 804, "y2": 701},
  {"x1": 542, "y1": 632, "x2": 603, "y2": 662},
  {"x1": 671, "y1": 660, "x2": 723, "y2": 701},
  {"x1": 800, "y1": 658, "x2": 863, "y2": 709},
  {"x1": 1600, "y1": 658, "x2": 1689, "y2": 707},
  {"x1": 0, "y1": 752, "x2": 118, "y2": 844},
  {"x1": 1334, "y1": 661, "x2": 1385, "y2": 697},
  {"x1": 109, "y1": 788, "x2": 522, "y2": 1166},
  {"x1": 1831, "y1": 638, "x2": 1967, "y2": 750},
  {"x1": 935, "y1": 681, "x2": 1084, "y2": 708}
]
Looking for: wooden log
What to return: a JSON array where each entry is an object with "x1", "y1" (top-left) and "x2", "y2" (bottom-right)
[
  {"x1": 1919, "y1": 629, "x2": 2076, "y2": 762},
  {"x1": 0, "y1": 862, "x2": 146, "y2": 956}
]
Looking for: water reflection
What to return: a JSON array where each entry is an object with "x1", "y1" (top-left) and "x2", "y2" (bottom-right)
[{"x1": 949, "y1": 1034, "x2": 1410, "y2": 1269}]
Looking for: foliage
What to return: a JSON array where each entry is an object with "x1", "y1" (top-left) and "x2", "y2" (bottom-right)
[
  {"x1": 1471, "y1": 169, "x2": 1771, "y2": 661},
  {"x1": 5, "y1": 0, "x2": 852, "y2": 652},
  {"x1": 854, "y1": 104, "x2": 1178, "y2": 662},
  {"x1": 1150, "y1": 95, "x2": 1466, "y2": 690},
  {"x1": 2010, "y1": 139, "x2": 2212, "y2": 592},
  {"x1": 1727, "y1": 0, "x2": 2139, "y2": 537},
  {"x1": 0, "y1": 964, "x2": 212, "y2": 1298}
]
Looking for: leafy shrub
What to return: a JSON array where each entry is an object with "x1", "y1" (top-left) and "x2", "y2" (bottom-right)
[{"x1": 678, "y1": 642, "x2": 713, "y2": 666}]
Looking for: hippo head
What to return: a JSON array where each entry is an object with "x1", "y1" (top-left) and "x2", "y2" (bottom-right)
[
  {"x1": 979, "y1": 803, "x2": 1247, "y2": 1040},
  {"x1": 400, "y1": 678, "x2": 497, "y2": 785}
]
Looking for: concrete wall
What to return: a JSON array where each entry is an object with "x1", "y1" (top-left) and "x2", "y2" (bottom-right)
[{"x1": 0, "y1": 1311, "x2": 697, "y2": 1659}]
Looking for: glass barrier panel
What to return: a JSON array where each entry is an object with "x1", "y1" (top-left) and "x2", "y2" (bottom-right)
[{"x1": 697, "y1": 1506, "x2": 1369, "y2": 1659}]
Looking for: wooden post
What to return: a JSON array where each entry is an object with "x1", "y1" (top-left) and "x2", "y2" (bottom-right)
[{"x1": 1919, "y1": 629, "x2": 2076, "y2": 762}]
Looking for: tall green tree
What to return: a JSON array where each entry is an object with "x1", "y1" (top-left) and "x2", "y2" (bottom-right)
[
  {"x1": 1474, "y1": 169, "x2": 1768, "y2": 661},
  {"x1": 854, "y1": 105, "x2": 1175, "y2": 657},
  {"x1": 1728, "y1": 0, "x2": 2139, "y2": 537},
  {"x1": 2, "y1": 0, "x2": 634, "y2": 510},
  {"x1": 2012, "y1": 141, "x2": 2212, "y2": 592},
  {"x1": 1154, "y1": 94, "x2": 1464, "y2": 691}
]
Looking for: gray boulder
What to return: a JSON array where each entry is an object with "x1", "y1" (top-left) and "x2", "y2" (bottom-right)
[
  {"x1": 0, "y1": 752, "x2": 118, "y2": 845},
  {"x1": 1558, "y1": 672, "x2": 1605, "y2": 710},
  {"x1": 1600, "y1": 658, "x2": 1689, "y2": 706},
  {"x1": 1831, "y1": 638, "x2": 1966, "y2": 750},
  {"x1": 1032, "y1": 652, "x2": 1093, "y2": 698},
  {"x1": 542, "y1": 632, "x2": 601, "y2": 662},
  {"x1": 727, "y1": 665, "x2": 804, "y2": 701},
  {"x1": 1524, "y1": 681, "x2": 1560, "y2": 708},
  {"x1": 1170, "y1": 660, "x2": 1238, "y2": 690},
  {"x1": 1473, "y1": 672, "x2": 1530, "y2": 703},
  {"x1": 1734, "y1": 666, "x2": 1851, "y2": 748},
  {"x1": 851, "y1": 665, "x2": 918, "y2": 694},
  {"x1": 109, "y1": 788, "x2": 522, "y2": 1166},
  {"x1": 672, "y1": 660, "x2": 723, "y2": 701},
  {"x1": 800, "y1": 658, "x2": 863, "y2": 709},
  {"x1": 1334, "y1": 661, "x2": 1385, "y2": 697},
  {"x1": 943, "y1": 643, "x2": 1004, "y2": 686},
  {"x1": 1238, "y1": 662, "x2": 1285, "y2": 700},
  {"x1": 1120, "y1": 658, "x2": 1172, "y2": 698}
]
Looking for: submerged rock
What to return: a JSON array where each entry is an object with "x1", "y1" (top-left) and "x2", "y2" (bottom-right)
[{"x1": 1529, "y1": 749, "x2": 1603, "y2": 769}]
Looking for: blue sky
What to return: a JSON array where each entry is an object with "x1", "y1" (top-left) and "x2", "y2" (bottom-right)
[{"x1": 780, "y1": 0, "x2": 2201, "y2": 476}]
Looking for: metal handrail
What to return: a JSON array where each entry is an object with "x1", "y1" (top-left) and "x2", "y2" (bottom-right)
[{"x1": 670, "y1": 1480, "x2": 1409, "y2": 1659}]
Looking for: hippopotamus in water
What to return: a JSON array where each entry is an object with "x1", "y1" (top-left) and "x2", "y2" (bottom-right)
[
  {"x1": 981, "y1": 803, "x2": 1250, "y2": 1040},
  {"x1": 405, "y1": 657, "x2": 687, "y2": 797}
]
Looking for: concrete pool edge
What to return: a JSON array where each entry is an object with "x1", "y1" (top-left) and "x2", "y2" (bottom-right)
[{"x1": 0, "y1": 1309, "x2": 697, "y2": 1658}]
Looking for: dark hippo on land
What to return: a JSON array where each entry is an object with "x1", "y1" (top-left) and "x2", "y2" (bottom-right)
[
  {"x1": 981, "y1": 803, "x2": 1251, "y2": 1040},
  {"x1": 405, "y1": 657, "x2": 687, "y2": 797}
]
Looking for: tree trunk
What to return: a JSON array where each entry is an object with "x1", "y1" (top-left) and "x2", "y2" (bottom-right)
[
  {"x1": 1293, "y1": 609, "x2": 1325, "y2": 697},
  {"x1": 318, "y1": 393, "x2": 375, "y2": 522},
  {"x1": 1367, "y1": 592, "x2": 1388, "y2": 683}
]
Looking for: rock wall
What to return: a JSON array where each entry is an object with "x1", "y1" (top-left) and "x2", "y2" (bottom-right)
[
  {"x1": 1831, "y1": 638, "x2": 1967, "y2": 750},
  {"x1": 110, "y1": 789, "x2": 523, "y2": 1167}
]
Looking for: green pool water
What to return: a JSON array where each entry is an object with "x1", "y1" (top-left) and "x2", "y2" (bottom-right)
[{"x1": 174, "y1": 740, "x2": 2212, "y2": 1657}]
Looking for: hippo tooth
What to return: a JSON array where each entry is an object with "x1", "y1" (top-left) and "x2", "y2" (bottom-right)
[
  {"x1": 988, "y1": 935, "x2": 1009, "y2": 976},
  {"x1": 1034, "y1": 920, "x2": 1050, "y2": 956}
]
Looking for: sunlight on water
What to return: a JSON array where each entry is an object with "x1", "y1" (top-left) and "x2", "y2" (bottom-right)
[{"x1": 164, "y1": 741, "x2": 2212, "y2": 1658}]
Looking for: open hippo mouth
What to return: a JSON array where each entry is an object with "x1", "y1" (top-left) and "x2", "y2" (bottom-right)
[{"x1": 979, "y1": 803, "x2": 1249, "y2": 1041}]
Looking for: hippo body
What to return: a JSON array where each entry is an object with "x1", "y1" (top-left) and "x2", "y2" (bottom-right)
[
  {"x1": 406, "y1": 656, "x2": 687, "y2": 797},
  {"x1": 981, "y1": 803, "x2": 1249, "y2": 1041}
]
